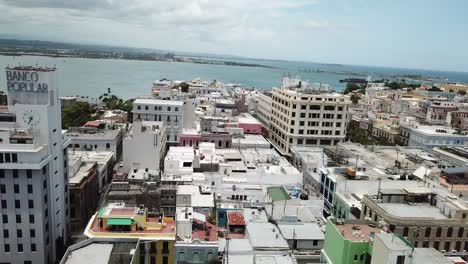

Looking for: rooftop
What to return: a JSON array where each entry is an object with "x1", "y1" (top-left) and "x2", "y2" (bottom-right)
[
  {"x1": 69, "y1": 161, "x2": 96, "y2": 185},
  {"x1": 67, "y1": 127, "x2": 121, "y2": 140},
  {"x1": 246, "y1": 222, "x2": 290, "y2": 250},
  {"x1": 334, "y1": 222, "x2": 382, "y2": 242},
  {"x1": 413, "y1": 248, "x2": 453, "y2": 264},
  {"x1": 228, "y1": 211, "x2": 245, "y2": 226},
  {"x1": 133, "y1": 98, "x2": 184, "y2": 106},
  {"x1": 378, "y1": 203, "x2": 448, "y2": 220},
  {"x1": 6, "y1": 65, "x2": 56, "y2": 72},
  {"x1": 267, "y1": 186, "x2": 290, "y2": 202},
  {"x1": 60, "y1": 238, "x2": 138, "y2": 264},
  {"x1": 278, "y1": 222, "x2": 324, "y2": 240},
  {"x1": 237, "y1": 113, "x2": 261, "y2": 125},
  {"x1": 85, "y1": 202, "x2": 176, "y2": 240}
]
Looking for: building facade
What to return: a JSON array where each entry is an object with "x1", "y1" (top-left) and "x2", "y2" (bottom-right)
[
  {"x1": 132, "y1": 99, "x2": 185, "y2": 144},
  {"x1": 270, "y1": 88, "x2": 350, "y2": 155},
  {"x1": 123, "y1": 121, "x2": 166, "y2": 171},
  {"x1": 256, "y1": 92, "x2": 272, "y2": 129},
  {"x1": 0, "y1": 66, "x2": 70, "y2": 264}
]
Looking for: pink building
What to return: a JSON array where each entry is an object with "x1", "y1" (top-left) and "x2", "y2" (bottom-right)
[
  {"x1": 179, "y1": 128, "x2": 202, "y2": 147},
  {"x1": 237, "y1": 113, "x2": 262, "y2": 134}
]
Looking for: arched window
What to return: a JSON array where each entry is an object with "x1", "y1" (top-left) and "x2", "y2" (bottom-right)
[
  {"x1": 178, "y1": 252, "x2": 186, "y2": 261},
  {"x1": 74, "y1": 144, "x2": 80, "y2": 148},
  {"x1": 106, "y1": 143, "x2": 110, "y2": 149},
  {"x1": 192, "y1": 252, "x2": 200, "y2": 262},
  {"x1": 207, "y1": 252, "x2": 215, "y2": 262}
]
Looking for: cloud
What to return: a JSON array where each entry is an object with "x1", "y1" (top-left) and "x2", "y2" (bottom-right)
[{"x1": 303, "y1": 20, "x2": 330, "y2": 29}]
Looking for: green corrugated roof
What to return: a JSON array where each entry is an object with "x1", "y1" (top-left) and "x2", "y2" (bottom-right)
[
  {"x1": 107, "y1": 218, "x2": 133, "y2": 226},
  {"x1": 97, "y1": 207, "x2": 107, "y2": 218},
  {"x1": 267, "y1": 186, "x2": 290, "y2": 202}
]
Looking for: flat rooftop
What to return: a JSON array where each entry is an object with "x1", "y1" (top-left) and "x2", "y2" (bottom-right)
[
  {"x1": 134, "y1": 98, "x2": 184, "y2": 106},
  {"x1": 246, "y1": 222, "x2": 290, "y2": 250},
  {"x1": 278, "y1": 223, "x2": 324, "y2": 240},
  {"x1": 378, "y1": 203, "x2": 448, "y2": 220},
  {"x1": 69, "y1": 161, "x2": 95, "y2": 185},
  {"x1": 413, "y1": 248, "x2": 453, "y2": 264},
  {"x1": 237, "y1": 113, "x2": 261, "y2": 124},
  {"x1": 67, "y1": 128, "x2": 121, "y2": 140},
  {"x1": 334, "y1": 222, "x2": 381, "y2": 242}
]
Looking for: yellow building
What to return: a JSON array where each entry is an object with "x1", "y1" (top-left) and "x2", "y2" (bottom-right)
[
  {"x1": 439, "y1": 83, "x2": 468, "y2": 93},
  {"x1": 84, "y1": 202, "x2": 176, "y2": 264}
]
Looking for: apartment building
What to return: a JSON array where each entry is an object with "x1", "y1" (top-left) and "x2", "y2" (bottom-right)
[
  {"x1": 256, "y1": 91, "x2": 272, "y2": 129},
  {"x1": 362, "y1": 187, "x2": 468, "y2": 255},
  {"x1": 270, "y1": 88, "x2": 350, "y2": 155},
  {"x1": 132, "y1": 99, "x2": 184, "y2": 144},
  {"x1": 0, "y1": 66, "x2": 70, "y2": 264}
]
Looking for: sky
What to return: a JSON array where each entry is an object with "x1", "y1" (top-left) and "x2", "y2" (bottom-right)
[{"x1": 0, "y1": 0, "x2": 467, "y2": 72}]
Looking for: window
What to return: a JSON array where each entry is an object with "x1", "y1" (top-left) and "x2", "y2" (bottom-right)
[
  {"x1": 105, "y1": 143, "x2": 110, "y2": 149},
  {"x1": 162, "y1": 256, "x2": 168, "y2": 264},
  {"x1": 425, "y1": 227, "x2": 431, "y2": 237},
  {"x1": 150, "y1": 242, "x2": 157, "y2": 253},
  {"x1": 436, "y1": 227, "x2": 442, "y2": 237},
  {"x1": 403, "y1": 227, "x2": 409, "y2": 237},
  {"x1": 18, "y1": 243, "x2": 24, "y2": 252},
  {"x1": 31, "y1": 243, "x2": 36, "y2": 252},
  {"x1": 1, "y1": 200, "x2": 5, "y2": 209},
  {"x1": 167, "y1": 106, "x2": 171, "y2": 111},
  {"x1": 30, "y1": 229, "x2": 35, "y2": 238},
  {"x1": 13, "y1": 169, "x2": 18, "y2": 178},
  {"x1": 175, "y1": 107, "x2": 178, "y2": 111},
  {"x1": 16, "y1": 215, "x2": 21, "y2": 223},
  {"x1": 28, "y1": 185, "x2": 33, "y2": 194},
  {"x1": 396, "y1": 256, "x2": 405, "y2": 264},
  {"x1": 4, "y1": 244, "x2": 10, "y2": 252},
  {"x1": 459, "y1": 227, "x2": 464, "y2": 237},
  {"x1": 434, "y1": 241, "x2": 440, "y2": 250},
  {"x1": 0, "y1": 170, "x2": 3, "y2": 178},
  {"x1": 447, "y1": 227, "x2": 453, "y2": 237},
  {"x1": 192, "y1": 252, "x2": 200, "y2": 262},
  {"x1": 15, "y1": 200, "x2": 20, "y2": 209},
  {"x1": 2, "y1": 215, "x2": 7, "y2": 223},
  {"x1": 17, "y1": 229, "x2": 22, "y2": 238},
  {"x1": 28, "y1": 200, "x2": 34, "y2": 209},
  {"x1": 0, "y1": 184, "x2": 4, "y2": 193},
  {"x1": 3, "y1": 229, "x2": 8, "y2": 238},
  {"x1": 14, "y1": 184, "x2": 19, "y2": 193},
  {"x1": 26, "y1": 170, "x2": 32, "y2": 178},
  {"x1": 5, "y1": 154, "x2": 10, "y2": 162},
  {"x1": 162, "y1": 241, "x2": 169, "y2": 253},
  {"x1": 353, "y1": 255, "x2": 358, "y2": 261},
  {"x1": 445, "y1": 241, "x2": 451, "y2": 251},
  {"x1": 137, "y1": 105, "x2": 141, "y2": 110},
  {"x1": 150, "y1": 256, "x2": 156, "y2": 264}
]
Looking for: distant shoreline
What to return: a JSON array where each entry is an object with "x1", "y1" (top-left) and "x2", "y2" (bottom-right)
[{"x1": 0, "y1": 51, "x2": 277, "y2": 69}]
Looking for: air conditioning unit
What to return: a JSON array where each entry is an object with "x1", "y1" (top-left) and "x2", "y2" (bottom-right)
[{"x1": 441, "y1": 250, "x2": 446, "y2": 254}]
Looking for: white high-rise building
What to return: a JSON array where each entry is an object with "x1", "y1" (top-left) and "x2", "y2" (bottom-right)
[{"x1": 0, "y1": 66, "x2": 70, "y2": 264}]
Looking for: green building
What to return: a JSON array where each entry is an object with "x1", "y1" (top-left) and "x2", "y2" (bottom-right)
[
  {"x1": 332, "y1": 192, "x2": 361, "y2": 220},
  {"x1": 321, "y1": 217, "x2": 374, "y2": 264}
]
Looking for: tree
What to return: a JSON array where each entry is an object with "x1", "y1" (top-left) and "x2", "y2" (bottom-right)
[
  {"x1": 458, "y1": 90, "x2": 467, "y2": 95},
  {"x1": 343, "y1": 83, "x2": 362, "y2": 94},
  {"x1": 449, "y1": 89, "x2": 454, "y2": 93},
  {"x1": 350, "y1": 94, "x2": 360, "y2": 104},
  {"x1": 428, "y1": 86, "x2": 442, "y2": 92},
  {"x1": 179, "y1": 82, "x2": 190, "y2": 93},
  {"x1": 61, "y1": 101, "x2": 95, "y2": 129}
]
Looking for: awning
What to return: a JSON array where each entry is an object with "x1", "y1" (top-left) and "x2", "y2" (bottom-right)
[
  {"x1": 97, "y1": 207, "x2": 107, "y2": 218},
  {"x1": 107, "y1": 218, "x2": 133, "y2": 226}
]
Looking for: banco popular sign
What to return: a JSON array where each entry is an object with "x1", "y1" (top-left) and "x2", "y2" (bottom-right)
[{"x1": 6, "y1": 70, "x2": 49, "y2": 93}]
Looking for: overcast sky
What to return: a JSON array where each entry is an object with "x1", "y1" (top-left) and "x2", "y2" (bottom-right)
[{"x1": 1, "y1": 0, "x2": 467, "y2": 72}]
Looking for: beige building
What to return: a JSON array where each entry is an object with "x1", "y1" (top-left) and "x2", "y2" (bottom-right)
[
  {"x1": 256, "y1": 91, "x2": 272, "y2": 129},
  {"x1": 439, "y1": 83, "x2": 468, "y2": 93},
  {"x1": 270, "y1": 88, "x2": 350, "y2": 155},
  {"x1": 362, "y1": 187, "x2": 468, "y2": 254}
]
